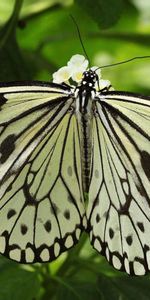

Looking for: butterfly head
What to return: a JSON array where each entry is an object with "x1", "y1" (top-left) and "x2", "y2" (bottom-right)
[{"x1": 81, "y1": 70, "x2": 98, "y2": 88}]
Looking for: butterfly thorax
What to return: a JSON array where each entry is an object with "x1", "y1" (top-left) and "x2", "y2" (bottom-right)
[
  {"x1": 76, "y1": 70, "x2": 98, "y2": 114},
  {"x1": 75, "y1": 70, "x2": 98, "y2": 193}
]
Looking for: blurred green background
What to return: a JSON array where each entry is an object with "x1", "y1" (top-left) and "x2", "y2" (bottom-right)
[{"x1": 0, "y1": 0, "x2": 150, "y2": 299}]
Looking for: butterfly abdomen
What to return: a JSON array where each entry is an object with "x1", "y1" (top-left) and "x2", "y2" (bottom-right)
[
  {"x1": 76, "y1": 83, "x2": 95, "y2": 193},
  {"x1": 80, "y1": 114, "x2": 93, "y2": 193}
]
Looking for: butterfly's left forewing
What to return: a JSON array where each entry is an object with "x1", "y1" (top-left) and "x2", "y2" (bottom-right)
[
  {"x1": 0, "y1": 82, "x2": 85, "y2": 263},
  {"x1": 87, "y1": 92, "x2": 150, "y2": 275}
]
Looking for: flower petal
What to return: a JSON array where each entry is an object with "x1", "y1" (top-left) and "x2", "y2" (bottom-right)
[
  {"x1": 52, "y1": 66, "x2": 72, "y2": 83},
  {"x1": 72, "y1": 70, "x2": 84, "y2": 82},
  {"x1": 68, "y1": 54, "x2": 89, "y2": 71}
]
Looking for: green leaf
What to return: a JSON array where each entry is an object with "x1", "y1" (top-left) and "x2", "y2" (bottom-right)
[
  {"x1": 54, "y1": 279, "x2": 102, "y2": 300},
  {"x1": 0, "y1": 0, "x2": 31, "y2": 81},
  {"x1": 97, "y1": 275, "x2": 123, "y2": 300},
  {"x1": 114, "y1": 276, "x2": 150, "y2": 300},
  {"x1": 98, "y1": 275, "x2": 150, "y2": 300},
  {"x1": 75, "y1": 0, "x2": 124, "y2": 29},
  {"x1": 0, "y1": 265, "x2": 41, "y2": 300}
]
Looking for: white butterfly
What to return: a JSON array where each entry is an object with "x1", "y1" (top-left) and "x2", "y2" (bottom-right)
[{"x1": 0, "y1": 54, "x2": 149, "y2": 276}]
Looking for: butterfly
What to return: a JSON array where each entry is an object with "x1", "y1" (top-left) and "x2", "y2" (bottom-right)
[{"x1": 0, "y1": 54, "x2": 149, "y2": 276}]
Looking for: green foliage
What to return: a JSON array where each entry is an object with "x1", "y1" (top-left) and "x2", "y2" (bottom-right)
[
  {"x1": 0, "y1": 0, "x2": 30, "y2": 80},
  {"x1": 0, "y1": 257, "x2": 40, "y2": 300},
  {"x1": 75, "y1": 0, "x2": 124, "y2": 29},
  {"x1": 0, "y1": 0, "x2": 150, "y2": 299}
]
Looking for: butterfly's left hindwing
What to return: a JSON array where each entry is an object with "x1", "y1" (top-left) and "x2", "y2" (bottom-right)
[
  {"x1": 87, "y1": 92, "x2": 150, "y2": 275},
  {"x1": 0, "y1": 82, "x2": 85, "y2": 263}
]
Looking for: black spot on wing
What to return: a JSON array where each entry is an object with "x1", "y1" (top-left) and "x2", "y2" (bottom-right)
[
  {"x1": 96, "y1": 214, "x2": 100, "y2": 223},
  {"x1": 44, "y1": 220, "x2": 51, "y2": 232},
  {"x1": 21, "y1": 224, "x2": 28, "y2": 235},
  {"x1": 137, "y1": 222, "x2": 145, "y2": 232},
  {"x1": 64, "y1": 210, "x2": 70, "y2": 220},
  {"x1": 109, "y1": 228, "x2": 114, "y2": 239},
  {"x1": 141, "y1": 151, "x2": 150, "y2": 180},
  {"x1": 126, "y1": 235, "x2": 133, "y2": 246},
  {"x1": 0, "y1": 95, "x2": 7, "y2": 110},
  {"x1": 0, "y1": 134, "x2": 16, "y2": 163},
  {"x1": 7, "y1": 209, "x2": 16, "y2": 219}
]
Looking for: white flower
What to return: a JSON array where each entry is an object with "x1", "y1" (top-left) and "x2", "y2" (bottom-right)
[
  {"x1": 52, "y1": 55, "x2": 89, "y2": 84},
  {"x1": 52, "y1": 66, "x2": 72, "y2": 83},
  {"x1": 68, "y1": 54, "x2": 89, "y2": 72}
]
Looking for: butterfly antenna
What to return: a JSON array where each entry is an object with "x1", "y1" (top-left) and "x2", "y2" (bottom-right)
[
  {"x1": 95, "y1": 55, "x2": 150, "y2": 70},
  {"x1": 70, "y1": 15, "x2": 91, "y2": 66}
]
